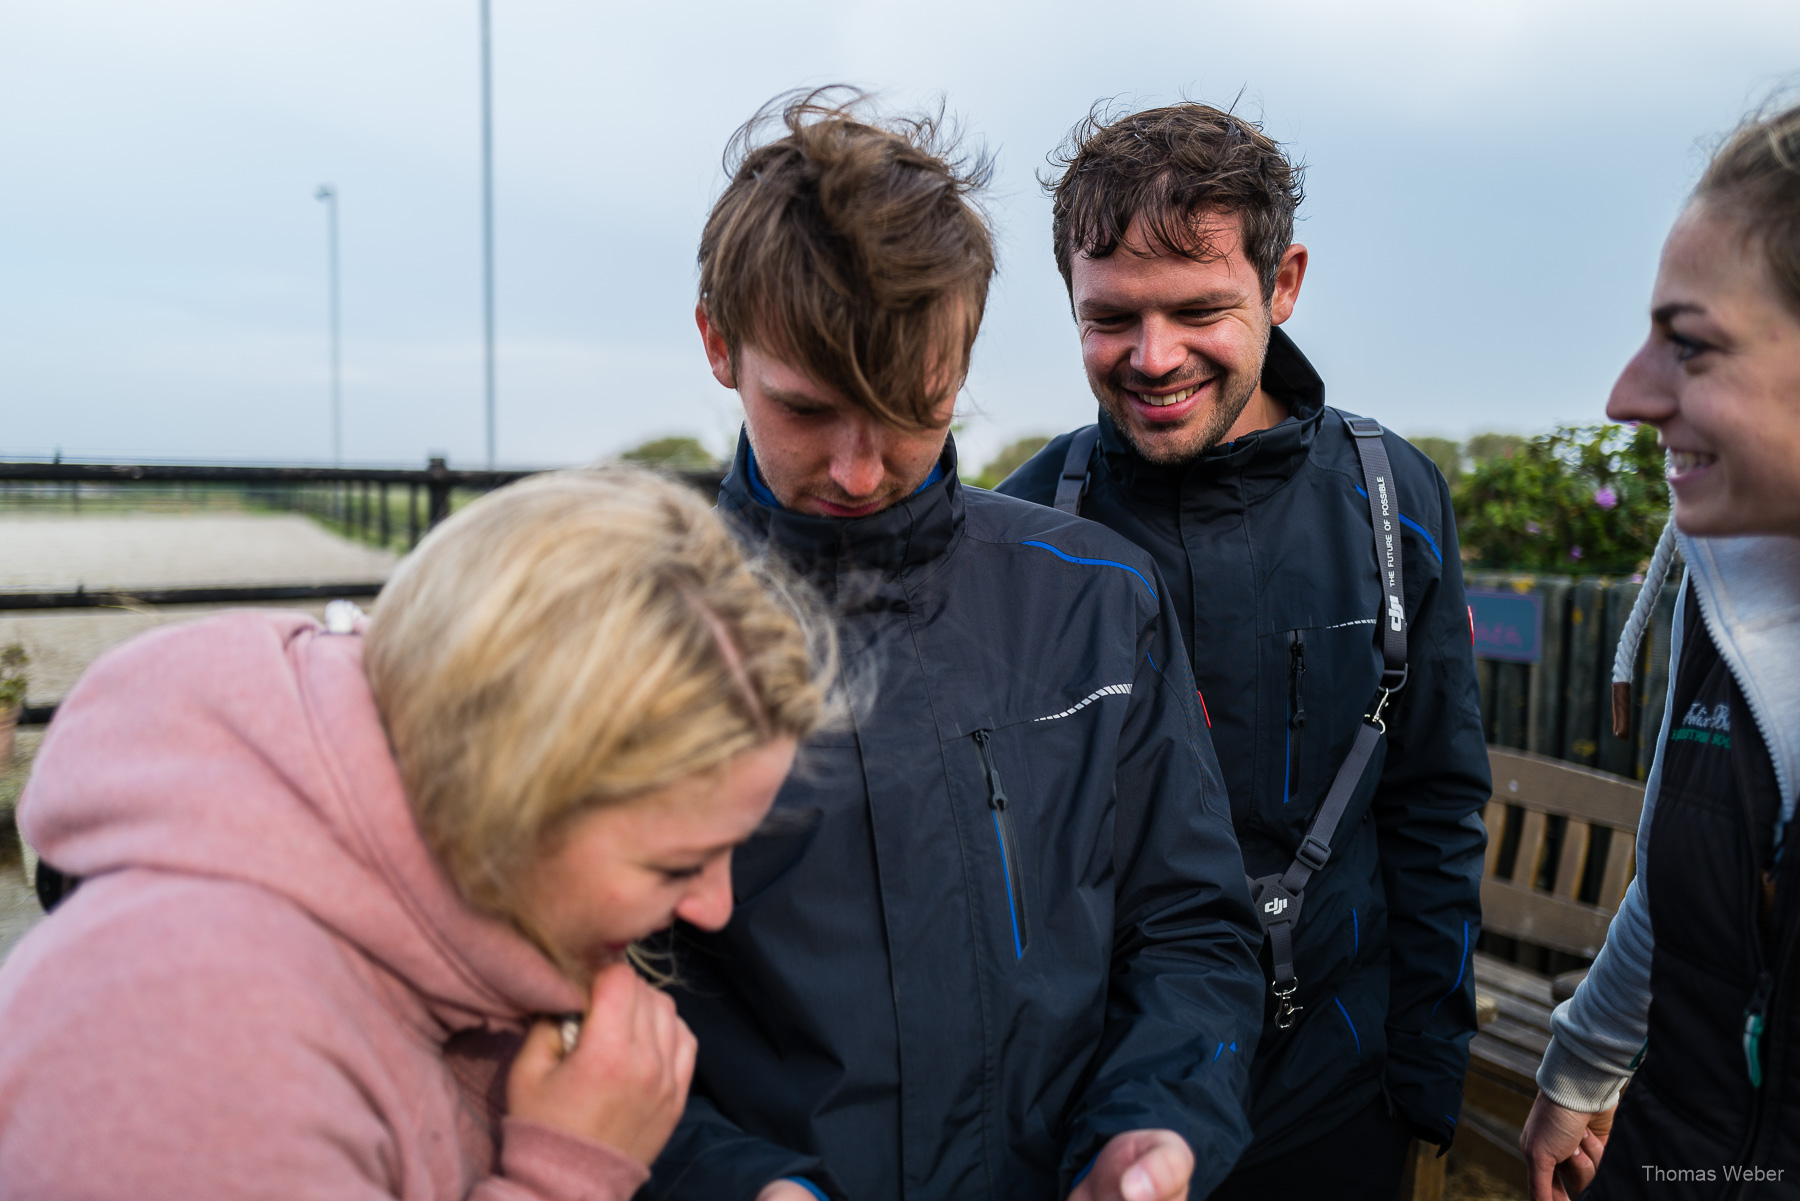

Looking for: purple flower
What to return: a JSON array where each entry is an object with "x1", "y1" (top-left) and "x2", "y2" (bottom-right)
[
  {"x1": 1525, "y1": 521, "x2": 1542, "y2": 535},
  {"x1": 1569, "y1": 545, "x2": 1584, "y2": 561},
  {"x1": 1594, "y1": 486, "x2": 1619, "y2": 510}
]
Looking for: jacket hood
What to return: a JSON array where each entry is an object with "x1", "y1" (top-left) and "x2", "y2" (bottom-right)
[
  {"x1": 18, "y1": 610, "x2": 583, "y2": 1033},
  {"x1": 717, "y1": 431, "x2": 963, "y2": 606},
  {"x1": 1098, "y1": 326, "x2": 1327, "y2": 501}
]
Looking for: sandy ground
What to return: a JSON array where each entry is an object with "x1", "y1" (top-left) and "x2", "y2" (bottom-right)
[
  {"x1": 0, "y1": 512, "x2": 395, "y2": 591},
  {"x1": 0, "y1": 513, "x2": 395, "y2": 706},
  {"x1": 0, "y1": 512, "x2": 396, "y2": 963}
]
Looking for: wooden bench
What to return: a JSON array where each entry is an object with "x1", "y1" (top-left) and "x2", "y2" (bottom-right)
[{"x1": 1403, "y1": 746, "x2": 1645, "y2": 1200}]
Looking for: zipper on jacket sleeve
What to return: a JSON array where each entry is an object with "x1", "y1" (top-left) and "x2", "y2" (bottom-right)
[
  {"x1": 1286, "y1": 631, "x2": 1307, "y2": 804},
  {"x1": 974, "y1": 729, "x2": 1029, "y2": 958}
]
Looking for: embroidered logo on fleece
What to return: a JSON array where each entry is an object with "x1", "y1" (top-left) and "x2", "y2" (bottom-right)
[{"x1": 1671, "y1": 701, "x2": 1732, "y2": 749}]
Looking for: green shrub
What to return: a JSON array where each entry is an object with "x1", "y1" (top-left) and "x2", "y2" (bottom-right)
[
  {"x1": 1455, "y1": 423, "x2": 1667, "y2": 575},
  {"x1": 0, "y1": 645, "x2": 27, "y2": 712},
  {"x1": 619, "y1": 437, "x2": 721, "y2": 472},
  {"x1": 968, "y1": 436, "x2": 1052, "y2": 490},
  {"x1": 1464, "y1": 432, "x2": 1528, "y2": 468},
  {"x1": 1407, "y1": 436, "x2": 1463, "y2": 483}
]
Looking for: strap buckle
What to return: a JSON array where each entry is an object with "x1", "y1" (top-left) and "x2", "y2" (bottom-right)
[
  {"x1": 1295, "y1": 836, "x2": 1331, "y2": 873},
  {"x1": 1273, "y1": 979, "x2": 1303, "y2": 1029}
]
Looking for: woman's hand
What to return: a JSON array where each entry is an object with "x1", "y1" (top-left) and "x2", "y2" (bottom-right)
[
  {"x1": 507, "y1": 961, "x2": 698, "y2": 1167},
  {"x1": 1520, "y1": 1093, "x2": 1615, "y2": 1201},
  {"x1": 1067, "y1": 1129, "x2": 1194, "y2": 1201}
]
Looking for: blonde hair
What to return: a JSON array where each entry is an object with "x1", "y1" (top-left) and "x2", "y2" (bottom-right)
[
  {"x1": 1696, "y1": 97, "x2": 1800, "y2": 319},
  {"x1": 363, "y1": 465, "x2": 834, "y2": 931}
]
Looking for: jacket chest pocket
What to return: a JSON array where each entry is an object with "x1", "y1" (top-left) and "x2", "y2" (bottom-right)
[
  {"x1": 973, "y1": 729, "x2": 1029, "y2": 958},
  {"x1": 1281, "y1": 629, "x2": 1310, "y2": 810},
  {"x1": 959, "y1": 709, "x2": 1124, "y2": 970},
  {"x1": 1257, "y1": 620, "x2": 1380, "y2": 842}
]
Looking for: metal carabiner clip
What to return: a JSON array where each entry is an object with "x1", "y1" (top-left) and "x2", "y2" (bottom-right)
[
  {"x1": 1273, "y1": 980, "x2": 1304, "y2": 1029},
  {"x1": 1366, "y1": 687, "x2": 1395, "y2": 734}
]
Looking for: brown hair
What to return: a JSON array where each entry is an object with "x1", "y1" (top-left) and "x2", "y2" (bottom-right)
[
  {"x1": 1045, "y1": 102, "x2": 1304, "y2": 299},
  {"x1": 1695, "y1": 98, "x2": 1800, "y2": 318},
  {"x1": 364, "y1": 466, "x2": 835, "y2": 947},
  {"x1": 698, "y1": 86, "x2": 996, "y2": 430}
]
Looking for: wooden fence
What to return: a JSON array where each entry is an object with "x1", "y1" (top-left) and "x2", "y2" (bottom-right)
[{"x1": 1467, "y1": 569, "x2": 1682, "y2": 781}]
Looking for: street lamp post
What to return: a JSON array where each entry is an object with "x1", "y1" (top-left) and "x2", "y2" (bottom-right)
[
  {"x1": 315, "y1": 184, "x2": 342, "y2": 466},
  {"x1": 479, "y1": 0, "x2": 496, "y2": 469}
]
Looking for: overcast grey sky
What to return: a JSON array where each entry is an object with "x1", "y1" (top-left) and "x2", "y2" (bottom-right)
[{"x1": 3, "y1": 1, "x2": 1796, "y2": 471}]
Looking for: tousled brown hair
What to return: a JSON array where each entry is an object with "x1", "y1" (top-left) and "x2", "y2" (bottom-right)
[
  {"x1": 1695, "y1": 98, "x2": 1800, "y2": 318},
  {"x1": 1045, "y1": 102, "x2": 1304, "y2": 299},
  {"x1": 698, "y1": 86, "x2": 995, "y2": 430}
]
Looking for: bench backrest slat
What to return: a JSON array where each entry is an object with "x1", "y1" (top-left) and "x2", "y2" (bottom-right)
[
  {"x1": 1482, "y1": 746, "x2": 1646, "y2": 959},
  {"x1": 1597, "y1": 839, "x2": 1637, "y2": 913},
  {"x1": 1482, "y1": 800, "x2": 1507, "y2": 878},
  {"x1": 1552, "y1": 820, "x2": 1590, "y2": 900}
]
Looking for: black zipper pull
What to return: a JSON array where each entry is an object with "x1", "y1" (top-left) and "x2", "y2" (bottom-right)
[
  {"x1": 1289, "y1": 631, "x2": 1307, "y2": 729},
  {"x1": 1744, "y1": 970, "x2": 1773, "y2": 1088},
  {"x1": 973, "y1": 729, "x2": 1008, "y2": 810}
]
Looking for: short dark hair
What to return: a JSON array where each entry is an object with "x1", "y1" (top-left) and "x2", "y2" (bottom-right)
[
  {"x1": 698, "y1": 87, "x2": 995, "y2": 430},
  {"x1": 1696, "y1": 98, "x2": 1800, "y2": 319},
  {"x1": 1045, "y1": 102, "x2": 1304, "y2": 299}
]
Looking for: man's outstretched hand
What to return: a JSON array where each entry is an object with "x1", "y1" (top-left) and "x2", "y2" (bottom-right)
[
  {"x1": 1520, "y1": 1093, "x2": 1615, "y2": 1201},
  {"x1": 1067, "y1": 1129, "x2": 1194, "y2": 1201}
]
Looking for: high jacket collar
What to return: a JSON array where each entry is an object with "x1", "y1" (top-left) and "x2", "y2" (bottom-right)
[
  {"x1": 717, "y1": 431, "x2": 964, "y2": 600},
  {"x1": 1679, "y1": 531, "x2": 1800, "y2": 826},
  {"x1": 1098, "y1": 326, "x2": 1328, "y2": 501}
]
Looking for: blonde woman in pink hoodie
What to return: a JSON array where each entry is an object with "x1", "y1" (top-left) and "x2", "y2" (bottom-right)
[{"x1": 0, "y1": 466, "x2": 834, "y2": 1199}]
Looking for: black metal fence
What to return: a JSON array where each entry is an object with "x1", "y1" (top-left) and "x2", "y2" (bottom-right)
[
  {"x1": 0, "y1": 456, "x2": 538, "y2": 551},
  {"x1": 0, "y1": 456, "x2": 725, "y2": 725}
]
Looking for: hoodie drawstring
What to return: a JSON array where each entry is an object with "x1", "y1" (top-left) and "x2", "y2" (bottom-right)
[{"x1": 1612, "y1": 516, "x2": 1680, "y2": 739}]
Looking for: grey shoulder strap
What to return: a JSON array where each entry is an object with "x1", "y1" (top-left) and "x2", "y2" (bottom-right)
[
  {"x1": 1346, "y1": 417, "x2": 1408, "y2": 690},
  {"x1": 1248, "y1": 415, "x2": 1410, "y2": 1029},
  {"x1": 1052, "y1": 425, "x2": 1100, "y2": 515}
]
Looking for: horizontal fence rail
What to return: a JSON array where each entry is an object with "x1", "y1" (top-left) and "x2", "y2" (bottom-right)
[
  {"x1": 0, "y1": 457, "x2": 724, "y2": 549},
  {"x1": 1, "y1": 457, "x2": 727, "y2": 726},
  {"x1": 0, "y1": 460, "x2": 537, "y2": 484},
  {"x1": 0, "y1": 582, "x2": 386, "y2": 611}
]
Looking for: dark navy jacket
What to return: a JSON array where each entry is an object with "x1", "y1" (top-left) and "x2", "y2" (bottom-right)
[
  {"x1": 997, "y1": 330, "x2": 1489, "y2": 1161},
  {"x1": 646, "y1": 435, "x2": 1265, "y2": 1201}
]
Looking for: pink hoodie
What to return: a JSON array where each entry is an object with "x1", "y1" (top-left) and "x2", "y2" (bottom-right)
[{"x1": 0, "y1": 610, "x2": 649, "y2": 1199}]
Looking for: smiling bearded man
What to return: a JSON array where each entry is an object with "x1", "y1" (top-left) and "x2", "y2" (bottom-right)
[{"x1": 999, "y1": 103, "x2": 1491, "y2": 1201}]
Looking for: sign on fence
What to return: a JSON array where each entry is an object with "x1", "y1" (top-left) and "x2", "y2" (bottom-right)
[{"x1": 1468, "y1": 588, "x2": 1544, "y2": 664}]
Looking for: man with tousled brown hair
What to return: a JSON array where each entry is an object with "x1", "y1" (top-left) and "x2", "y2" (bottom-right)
[
  {"x1": 644, "y1": 88, "x2": 1265, "y2": 1201},
  {"x1": 1000, "y1": 103, "x2": 1489, "y2": 1199}
]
